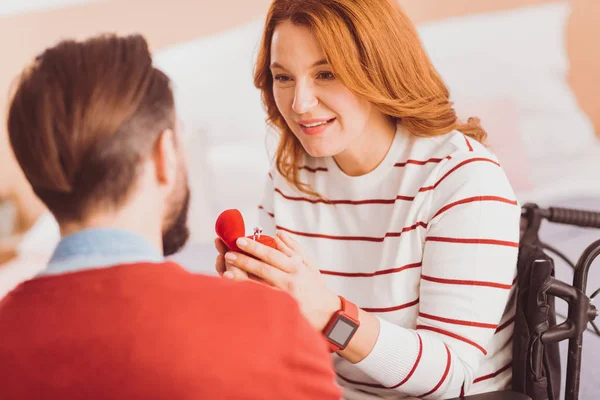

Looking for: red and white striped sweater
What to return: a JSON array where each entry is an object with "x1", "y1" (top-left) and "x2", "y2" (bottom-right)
[{"x1": 258, "y1": 126, "x2": 520, "y2": 399}]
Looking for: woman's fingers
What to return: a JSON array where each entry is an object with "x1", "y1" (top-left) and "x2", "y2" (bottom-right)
[
  {"x1": 215, "y1": 238, "x2": 251, "y2": 280},
  {"x1": 225, "y1": 251, "x2": 289, "y2": 288},
  {"x1": 226, "y1": 262, "x2": 249, "y2": 280},
  {"x1": 216, "y1": 254, "x2": 226, "y2": 276},
  {"x1": 217, "y1": 250, "x2": 250, "y2": 281},
  {"x1": 214, "y1": 237, "x2": 228, "y2": 255},
  {"x1": 235, "y1": 237, "x2": 297, "y2": 273},
  {"x1": 277, "y1": 231, "x2": 304, "y2": 255},
  {"x1": 274, "y1": 235, "x2": 295, "y2": 258},
  {"x1": 276, "y1": 231, "x2": 316, "y2": 269}
]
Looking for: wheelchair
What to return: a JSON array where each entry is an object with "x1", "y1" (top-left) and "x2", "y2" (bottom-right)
[{"x1": 451, "y1": 203, "x2": 600, "y2": 400}]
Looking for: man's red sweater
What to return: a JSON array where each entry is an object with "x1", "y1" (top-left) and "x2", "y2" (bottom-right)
[{"x1": 0, "y1": 262, "x2": 342, "y2": 399}]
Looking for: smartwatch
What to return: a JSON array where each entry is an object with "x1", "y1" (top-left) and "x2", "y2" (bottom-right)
[{"x1": 322, "y1": 296, "x2": 360, "y2": 353}]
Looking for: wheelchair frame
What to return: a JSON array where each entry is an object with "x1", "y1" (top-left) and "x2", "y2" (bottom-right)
[{"x1": 454, "y1": 203, "x2": 600, "y2": 400}]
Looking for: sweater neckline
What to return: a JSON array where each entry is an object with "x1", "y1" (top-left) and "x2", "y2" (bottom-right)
[{"x1": 324, "y1": 124, "x2": 409, "y2": 190}]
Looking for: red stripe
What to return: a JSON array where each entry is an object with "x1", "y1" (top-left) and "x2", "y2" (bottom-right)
[
  {"x1": 460, "y1": 383, "x2": 465, "y2": 397},
  {"x1": 268, "y1": 172, "x2": 273, "y2": 180},
  {"x1": 431, "y1": 196, "x2": 518, "y2": 220},
  {"x1": 276, "y1": 222, "x2": 426, "y2": 242},
  {"x1": 419, "y1": 312, "x2": 498, "y2": 329},
  {"x1": 426, "y1": 236, "x2": 519, "y2": 248},
  {"x1": 299, "y1": 166, "x2": 328, "y2": 173},
  {"x1": 278, "y1": 159, "x2": 500, "y2": 204},
  {"x1": 417, "y1": 345, "x2": 452, "y2": 397},
  {"x1": 335, "y1": 333, "x2": 424, "y2": 390},
  {"x1": 274, "y1": 188, "x2": 415, "y2": 205},
  {"x1": 419, "y1": 157, "x2": 501, "y2": 193},
  {"x1": 395, "y1": 195, "x2": 416, "y2": 201},
  {"x1": 464, "y1": 135, "x2": 474, "y2": 151},
  {"x1": 391, "y1": 333, "x2": 423, "y2": 388},
  {"x1": 473, "y1": 362, "x2": 512, "y2": 384},
  {"x1": 394, "y1": 156, "x2": 450, "y2": 167},
  {"x1": 336, "y1": 373, "x2": 385, "y2": 389},
  {"x1": 320, "y1": 262, "x2": 421, "y2": 277},
  {"x1": 416, "y1": 325, "x2": 487, "y2": 355},
  {"x1": 422, "y1": 274, "x2": 513, "y2": 290},
  {"x1": 495, "y1": 315, "x2": 516, "y2": 333},
  {"x1": 502, "y1": 285, "x2": 517, "y2": 312},
  {"x1": 257, "y1": 205, "x2": 274, "y2": 218},
  {"x1": 362, "y1": 298, "x2": 419, "y2": 313}
]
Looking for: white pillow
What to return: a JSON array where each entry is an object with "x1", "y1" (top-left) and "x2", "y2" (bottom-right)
[
  {"x1": 154, "y1": 18, "x2": 268, "y2": 146},
  {"x1": 416, "y1": 1, "x2": 597, "y2": 163}
]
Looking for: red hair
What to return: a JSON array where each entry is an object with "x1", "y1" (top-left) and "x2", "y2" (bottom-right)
[{"x1": 254, "y1": 0, "x2": 486, "y2": 196}]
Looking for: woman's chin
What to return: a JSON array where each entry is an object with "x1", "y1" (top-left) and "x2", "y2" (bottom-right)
[{"x1": 303, "y1": 146, "x2": 338, "y2": 159}]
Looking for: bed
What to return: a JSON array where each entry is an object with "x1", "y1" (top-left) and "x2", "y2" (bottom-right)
[{"x1": 1, "y1": 0, "x2": 597, "y2": 397}]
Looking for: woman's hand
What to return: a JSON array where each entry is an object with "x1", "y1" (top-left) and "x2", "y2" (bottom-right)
[
  {"x1": 214, "y1": 237, "x2": 250, "y2": 280},
  {"x1": 223, "y1": 231, "x2": 341, "y2": 331}
]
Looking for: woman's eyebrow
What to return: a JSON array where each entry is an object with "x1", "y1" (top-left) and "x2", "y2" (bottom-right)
[{"x1": 270, "y1": 59, "x2": 329, "y2": 70}]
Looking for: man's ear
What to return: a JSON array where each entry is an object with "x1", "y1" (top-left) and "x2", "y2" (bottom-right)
[{"x1": 153, "y1": 129, "x2": 178, "y2": 187}]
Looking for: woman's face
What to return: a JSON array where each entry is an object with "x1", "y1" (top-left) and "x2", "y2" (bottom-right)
[{"x1": 270, "y1": 20, "x2": 388, "y2": 159}]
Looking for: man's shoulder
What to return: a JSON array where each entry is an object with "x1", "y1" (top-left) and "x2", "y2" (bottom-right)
[
  {"x1": 142, "y1": 262, "x2": 303, "y2": 323},
  {"x1": 6, "y1": 261, "x2": 311, "y2": 345},
  {"x1": 15, "y1": 260, "x2": 298, "y2": 316},
  {"x1": 187, "y1": 273, "x2": 302, "y2": 319},
  {"x1": 131, "y1": 264, "x2": 318, "y2": 359}
]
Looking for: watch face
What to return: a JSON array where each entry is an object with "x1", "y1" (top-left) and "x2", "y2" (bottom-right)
[{"x1": 327, "y1": 315, "x2": 359, "y2": 348}]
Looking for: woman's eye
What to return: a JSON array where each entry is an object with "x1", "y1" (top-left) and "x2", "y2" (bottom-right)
[
  {"x1": 274, "y1": 74, "x2": 292, "y2": 82},
  {"x1": 317, "y1": 71, "x2": 335, "y2": 80}
]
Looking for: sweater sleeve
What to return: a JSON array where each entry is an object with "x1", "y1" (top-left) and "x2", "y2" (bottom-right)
[
  {"x1": 257, "y1": 170, "x2": 277, "y2": 236},
  {"x1": 353, "y1": 150, "x2": 520, "y2": 399}
]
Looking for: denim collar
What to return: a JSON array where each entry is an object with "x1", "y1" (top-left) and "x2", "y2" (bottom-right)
[{"x1": 43, "y1": 228, "x2": 164, "y2": 276}]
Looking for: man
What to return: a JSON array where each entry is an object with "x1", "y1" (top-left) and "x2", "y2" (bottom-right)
[{"x1": 0, "y1": 34, "x2": 341, "y2": 400}]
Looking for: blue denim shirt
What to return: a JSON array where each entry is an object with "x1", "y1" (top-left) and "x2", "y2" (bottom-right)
[{"x1": 43, "y1": 228, "x2": 164, "y2": 276}]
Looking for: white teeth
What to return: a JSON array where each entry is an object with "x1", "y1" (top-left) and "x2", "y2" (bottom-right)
[{"x1": 302, "y1": 120, "x2": 330, "y2": 128}]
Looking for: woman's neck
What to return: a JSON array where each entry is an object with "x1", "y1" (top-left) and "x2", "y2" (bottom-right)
[{"x1": 333, "y1": 116, "x2": 397, "y2": 177}]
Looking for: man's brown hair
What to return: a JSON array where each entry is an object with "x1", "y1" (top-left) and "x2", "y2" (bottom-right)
[{"x1": 7, "y1": 33, "x2": 175, "y2": 222}]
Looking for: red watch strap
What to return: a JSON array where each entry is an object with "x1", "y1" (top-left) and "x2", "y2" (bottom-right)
[
  {"x1": 323, "y1": 296, "x2": 360, "y2": 353},
  {"x1": 340, "y1": 296, "x2": 359, "y2": 323}
]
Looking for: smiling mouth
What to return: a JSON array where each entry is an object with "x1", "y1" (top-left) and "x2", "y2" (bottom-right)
[{"x1": 299, "y1": 118, "x2": 335, "y2": 128}]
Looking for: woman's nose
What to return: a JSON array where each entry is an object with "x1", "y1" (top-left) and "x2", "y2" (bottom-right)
[{"x1": 292, "y1": 82, "x2": 318, "y2": 114}]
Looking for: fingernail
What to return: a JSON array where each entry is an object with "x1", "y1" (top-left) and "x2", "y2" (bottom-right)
[
  {"x1": 223, "y1": 271, "x2": 234, "y2": 279},
  {"x1": 225, "y1": 252, "x2": 237, "y2": 261},
  {"x1": 237, "y1": 238, "x2": 248, "y2": 247}
]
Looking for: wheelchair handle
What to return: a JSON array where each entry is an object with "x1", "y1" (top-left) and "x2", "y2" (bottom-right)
[{"x1": 545, "y1": 206, "x2": 600, "y2": 229}]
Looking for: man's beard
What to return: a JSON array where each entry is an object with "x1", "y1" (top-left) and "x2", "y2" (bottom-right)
[{"x1": 162, "y1": 186, "x2": 191, "y2": 257}]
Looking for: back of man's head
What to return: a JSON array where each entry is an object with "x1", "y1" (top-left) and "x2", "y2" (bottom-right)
[
  {"x1": 7, "y1": 34, "x2": 190, "y2": 255},
  {"x1": 8, "y1": 35, "x2": 189, "y2": 255}
]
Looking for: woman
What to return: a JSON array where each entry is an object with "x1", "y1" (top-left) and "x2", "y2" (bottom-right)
[{"x1": 215, "y1": 0, "x2": 520, "y2": 398}]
